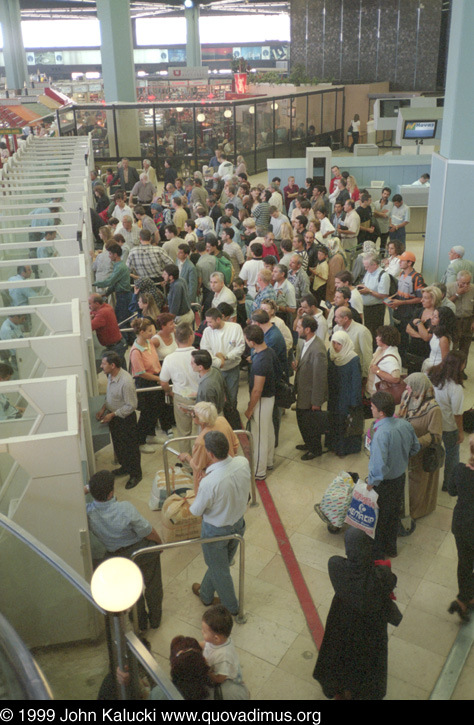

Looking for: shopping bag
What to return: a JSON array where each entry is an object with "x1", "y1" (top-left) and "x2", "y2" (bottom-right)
[
  {"x1": 344, "y1": 480, "x2": 379, "y2": 538},
  {"x1": 317, "y1": 471, "x2": 356, "y2": 528},
  {"x1": 148, "y1": 467, "x2": 192, "y2": 511}
]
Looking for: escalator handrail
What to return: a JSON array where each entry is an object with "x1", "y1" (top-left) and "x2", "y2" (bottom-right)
[{"x1": 0, "y1": 611, "x2": 52, "y2": 701}]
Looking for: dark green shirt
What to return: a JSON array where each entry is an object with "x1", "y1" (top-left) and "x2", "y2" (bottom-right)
[{"x1": 93, "y1": 261, "x2": 130, "y2": 294}]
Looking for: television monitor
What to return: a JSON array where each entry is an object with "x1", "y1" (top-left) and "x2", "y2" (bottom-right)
[
  {"x1": 312, "y1": 158, "x2": 326, "y2": 186},
  {"x1": 402, "y1": 120, "x2": 437, "y2": 140}
]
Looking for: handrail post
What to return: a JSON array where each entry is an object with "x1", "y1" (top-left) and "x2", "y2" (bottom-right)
[{"x1": 132, "y1": 534, "x2": 247, "y2": 625}]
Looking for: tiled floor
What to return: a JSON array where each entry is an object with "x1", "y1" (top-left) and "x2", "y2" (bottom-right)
[{"x1": 92, "y1": 233, "x2": 474, "y2": 698}]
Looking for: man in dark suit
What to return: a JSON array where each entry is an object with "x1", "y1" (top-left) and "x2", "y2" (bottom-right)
[
  {"x1": 294, "y1": 315, "x2": 328, "y2": 460},
  {"x1": 112, "y1": 158, "x2": 140, "y2": 192}
]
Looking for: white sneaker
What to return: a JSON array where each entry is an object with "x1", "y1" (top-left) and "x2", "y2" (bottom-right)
[
  {"x1": 154, "y1": 430, "x2": 169, "y2": 442},
  {"x1": 146, "y1": 435, "x2": 161, "y2": 445},
  {"x1": 166, "y1": 429, "x2": 174, "y2": 438},
  {"x1": 139, "y1": 444, "x2": 156, "y2": 454}
]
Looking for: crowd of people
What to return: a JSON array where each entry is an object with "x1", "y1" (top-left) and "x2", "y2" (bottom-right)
[{"x1": 84, "y1": 157, "x2": 474, "y2": 700}]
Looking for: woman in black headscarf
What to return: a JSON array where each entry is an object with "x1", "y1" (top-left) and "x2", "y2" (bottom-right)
[{"x1": 313, "y1": 527, "x2": 402, "y2": 700}]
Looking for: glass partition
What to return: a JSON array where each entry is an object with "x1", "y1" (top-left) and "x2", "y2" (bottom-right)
[
  {"x1": 235, "y1": 104, "x2": 256, "y2": 176},
  {"x1": 58, "y1": 88, "x2": 345, "y2": 175},
  {"x1": 273, "y1": 97, "x2": 291, "y2": 159},
  {"x1": 255, "y1": 100, "x2": 273, "y2": 172}
]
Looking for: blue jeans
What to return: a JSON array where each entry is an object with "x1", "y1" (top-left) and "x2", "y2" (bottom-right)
[
  {"x1": 200, "y1": 517, "x2": 245, "y2": 614},
  {"x1": 443, "y1": 429, "x2": 459, "y2": 488},
  {"x1": 221, "y1": 365, "x2": 241, "y2": 410}
]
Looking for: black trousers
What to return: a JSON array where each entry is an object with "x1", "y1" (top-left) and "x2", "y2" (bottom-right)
[
  {"x1": 107, "y1": 540, "x2": 162, "y2": 630},
  {"x1": 372, "y1": 474, "x2": 405, "y2": 560},
  {"x1": 454, "y1": 534, "x2": 474, "y2": 605},
  {"x1": 296, "y1": 408, "x2": 325, "y2": 455},
  {"x1": 363, "y1": 304, "x2": 386, "y2": 350},
  {"x1": 109, "y1": 412, "x2": 142, "y2": 478}
]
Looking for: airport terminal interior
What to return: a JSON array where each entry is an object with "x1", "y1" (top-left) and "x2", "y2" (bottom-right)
[{"x1": 1, "y1": 0, "x2": 474, "y2": 703}]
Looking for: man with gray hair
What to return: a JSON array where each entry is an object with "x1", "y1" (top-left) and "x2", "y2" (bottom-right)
[
  {"x1": 142, "y1": 159, "x2": 157, "y2": 188},
  {"x1": 269, "y1": 182, "x2": 283, "y2": 213},
  {"x1": 441, "y1": 246, "x2": 474, "y2": 286},
  {"x1": 115, "y1": 214, "x2": 140, "y2": 247},
  {"x1": 210, "y1": 272, "x2": 237, "y2": 316},
  {"x1": 130, "y1": 173, "x2": 155, "y2": 204},
  {"x1": 357, "y1": 252, "x2": 390, "y2": 347},
  {"x1": 447, "y1": 271, "x2": 474, "y2": 361}
]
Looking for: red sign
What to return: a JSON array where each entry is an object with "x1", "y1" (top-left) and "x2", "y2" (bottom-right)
[{"x1": 234, "y1": 73, "x2": 247, "y2": 95}]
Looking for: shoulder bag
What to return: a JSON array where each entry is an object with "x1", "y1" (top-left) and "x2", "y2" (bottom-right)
[
  {"x1": 422, "y1": 433, "x2": 445, "y2": 473},
  {"x1": 374, "y1": 354, "x2": 406, "y2": 404}
]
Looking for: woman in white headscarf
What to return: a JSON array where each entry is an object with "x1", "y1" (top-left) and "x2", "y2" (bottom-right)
[
  {"x1": 325, "y1": 237, "x2": 346, "y2": 302},
  {"x1": 327, "y1": 330, "x2": 364, "y2": 457}
]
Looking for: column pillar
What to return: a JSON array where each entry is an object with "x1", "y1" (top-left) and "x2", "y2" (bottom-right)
[
  {"x1": 96, "y1": 0, "x2": 140, "y2": 160},
  {"x1": 185, "y1": 5, "x2": 202, "y2": 68},
  {"x1": 423, "y1": 0, "x2": 474, "y2": 282},
  {"x1": 0, "y1": 0, "x2": 28, "y2": 91}
]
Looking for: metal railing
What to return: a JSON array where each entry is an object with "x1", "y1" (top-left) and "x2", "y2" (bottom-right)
[
  {"x1": 162, "y1": 430, "x2": 258, "y2": 507},
  {"x1": 0, "y1": 514, "x2": 182, "y2": 700},
  {"x1": 132, "y1": 533, "x2": 247, "y2": 624}
]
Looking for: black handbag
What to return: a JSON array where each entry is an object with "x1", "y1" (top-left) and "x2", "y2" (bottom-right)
[
  {"x1": 422, "y1": 434, "x2": 445, "y2": 473},
  {"x1": 275, "y1": 380, "x2": 296, "y2": 409},
  {"x1": 463, "y1": 408, "x2": 474, "y2": 433}
]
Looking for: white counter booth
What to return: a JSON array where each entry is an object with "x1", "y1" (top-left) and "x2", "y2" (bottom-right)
[
  {"x1": 0, "y1": 375, "x2": 98, "y2": 647},
  {"x1": 0, "y1": 299, "x2": 98, "y2": 474},
  {"x1": 0, "y1": 255, "x2": 90, "y2": 310}
]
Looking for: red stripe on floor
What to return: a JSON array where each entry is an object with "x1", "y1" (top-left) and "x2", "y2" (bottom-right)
[{"x1": 256, "y1": 479, "x2": 325, "y2": 650}]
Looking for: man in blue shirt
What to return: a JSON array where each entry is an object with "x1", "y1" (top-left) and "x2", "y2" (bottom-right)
[
  {"x1": 86, "y1": 469, "x2": 162, "y2": 631},
  {"x1": 189, "y1": 432, "x2": 250, "y2": 615},
  {"x1": 8, "y1": 266, "x2": 37, "y2": 307},
  {"x1": 367, "y1": 392, "x2": 420, "y2": 559}
]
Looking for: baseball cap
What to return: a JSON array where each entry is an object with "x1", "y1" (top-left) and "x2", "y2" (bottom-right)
[{"x1": 399, "y1": 251, "x2": 416, "y2": 262}]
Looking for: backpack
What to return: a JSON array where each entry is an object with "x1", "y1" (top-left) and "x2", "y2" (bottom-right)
[
  {"x1": 378, "y1": 268, "x2": 398, "y2": 297},
  {"x1": 215, "y1": 254, "x2": 234, "y2": 285}
]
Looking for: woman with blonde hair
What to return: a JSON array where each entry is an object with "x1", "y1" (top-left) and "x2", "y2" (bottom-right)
[
  {"x1": 405, "y1": 285, "x2": 442, "y2": 373},
  {"x1": 279, "y1": 220, "x2": 293, "y2": 242},
  {"x1": 346, "y1": 175, "x2": 360, "y2": 202},
  {"x1": 178, "y1": 402, "x2": 238, "y2": 490},
  {"x1": 235, "y1": 155, "x2": 247, "y2": 176},
  {"x1": 138, "y1": 292, "x2": 160, "y2": 324},
  {"x1": 447, "y1": 434, "x2": 474, "y2": 621},
  {"x1": 399, "y1": 373, "x2": 443, "y2": 519}
]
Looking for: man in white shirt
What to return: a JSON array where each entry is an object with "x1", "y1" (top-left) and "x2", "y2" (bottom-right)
[
  {"x1": 115, "y1": 214, "x2": 140, "y2": 248},
  {"x1": 201, "y1": 307, "x2": 245, "y2": 408},
  {"x1": 333, "y1": 307, "x2": 373, "y2": 382},
  {"x1": 239, "y1": 243, "x2": 264, "y2": 297},
  {"x1": 159, "y1": 323, "x2": 200, "y2": 453},
  {"x1": 358, "y1": 252, "x2": 390, "y2": 347},
  {"x1": 334, "y1": 271, "x2": 364, "y2": 320},
  {"x1": 412, "y1": 173, "x2": 430, "y2": 187},
  {"x1": 294, "y1": 293, "x2": 328, "y2": 345},
  {"x1": 268, "y1": 182, "x2": 283, "y2": 213},
  {"x1": 389, "y1": 194, "x2": 410, "y2": 249},
  {"x1": 112, "y1": 192, "x2": 132, "y2": 223},
  {"x1": 210, "y1": 272, "x2": 237, "y2": 318},
  {"x1": 337, "y1": 199, "x2": 360, "y2": 249},
  {"x1": 189, "y1": 431, "x2": 250, "y2": 615}
]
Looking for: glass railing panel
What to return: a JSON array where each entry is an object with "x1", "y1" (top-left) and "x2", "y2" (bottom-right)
[{"x1": 0, "y1": 523, "x2": 107, "y2": 700}]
